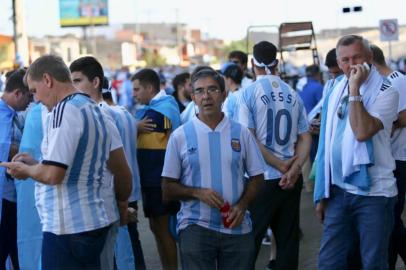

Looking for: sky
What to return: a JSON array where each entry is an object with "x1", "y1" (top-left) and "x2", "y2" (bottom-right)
[{"x1": 0, "y1": 0, "x2": 406, "y2": 41}]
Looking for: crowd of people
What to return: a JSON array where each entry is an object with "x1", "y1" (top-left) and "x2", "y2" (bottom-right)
[{"x1": 0, "y1": 33, "x2": 406, "y2": 270}]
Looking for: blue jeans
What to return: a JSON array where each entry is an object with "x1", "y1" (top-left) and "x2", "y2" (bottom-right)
[
  {"x1": 42, "y1": 225, "x2": 110, "y2": 270},
  {"x1": 319, "y1": 186, "x2": 396, "y2": 270},
  {"x1": 179, "y1": 224, "x2": 254, "y2": 270}
]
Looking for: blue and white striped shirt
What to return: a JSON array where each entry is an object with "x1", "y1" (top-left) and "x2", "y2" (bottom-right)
[
  {"x1": 235, "y1": 75, "x2": 309, "y2": 180},
  {"x1": 162, "y1": 116, "x2": 265, "y2": 235},
  {"x1": 222, "y1": 89, "x2": 242, "y2": 120},
  {"x1": 100, "y1": 102, "x2": 141, "y2": 202},
  {"x1": 37, "y1": 93, "x2": 117, "y2": 234}
]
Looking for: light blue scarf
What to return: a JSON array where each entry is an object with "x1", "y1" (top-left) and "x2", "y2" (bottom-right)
[
  {"x1": 15, "y1": 102, "x2": 44, "y2": 269},
  {"x1": 314, "y1": 68, "x2": 382, "y2": 203},
  {"x1": 136, "y1": 94, "x2": 181, "y2": 130}
]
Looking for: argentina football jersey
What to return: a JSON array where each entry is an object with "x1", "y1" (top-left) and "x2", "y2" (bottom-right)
[
  {"x1": 162, "y1": 116, "x2": 264, "y2": 234},
  {"x1": 388, "y1": 71, "x2": 406, "y2": 161},
  {"x1": 100, "y1": 102, "x2": 141, "y2": 202},
  {"x1": 37, "y1": 93, "x2": 115, "y2": 234},
  {"x1": 236, "y1": 75, "x2": 309, "y2": 180}
]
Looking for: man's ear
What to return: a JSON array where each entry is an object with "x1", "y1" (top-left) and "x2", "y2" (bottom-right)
[
  {"x1": 146, "y1": 83, "x2": 156, "y2": 96},
  {"x1": 93, "y1": 77, "x2": 101, "y2": 90},
  {"x1": 43, "y1": 73, "x2": 53, "y2": 88}
]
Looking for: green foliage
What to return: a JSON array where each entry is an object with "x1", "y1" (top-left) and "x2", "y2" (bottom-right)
[
  {"x1": 143, "y1": 49, "x2": 167, "y2": 67},
  {"x1": 221, "y1": 38, "x2": 254, "y2": 58}
]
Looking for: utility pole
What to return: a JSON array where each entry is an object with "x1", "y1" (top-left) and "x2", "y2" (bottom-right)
[
  {"x1": 11, "y1": 0, "x2": 29, "y2": 67},
  {"x1": 12, "y1": 0, "x2": 18, "y2": 55},
  {"x1": 175, "y1": 9, "x2": 182, "y2": 65}
]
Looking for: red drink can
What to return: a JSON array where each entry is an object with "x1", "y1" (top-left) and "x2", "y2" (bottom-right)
[{"x1": 220, "y1": 202, "x2": 231, "y2": 228}]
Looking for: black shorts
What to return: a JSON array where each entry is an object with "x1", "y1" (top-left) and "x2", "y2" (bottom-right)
[{"x1": 141, "y1": 186, "x2": 180, "y2": 218}]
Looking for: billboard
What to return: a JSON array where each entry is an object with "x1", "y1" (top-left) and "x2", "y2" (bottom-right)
[{"x1": 59, "y1": 0, "x2": 108, "y2": 27}]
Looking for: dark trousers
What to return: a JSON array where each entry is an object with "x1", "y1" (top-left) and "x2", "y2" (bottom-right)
[
  {"x1": 250, "y1": 177, "x2": 303, "y2": 270},
  {"x1": 0, "y1": 199, "x2": 19, "y2": 270},
  {"x1": 42, "y1": 225, "x2": 110, "y2": 270},
  {"x1": 179, "y1": 225, "x2": 255, "y2": 270},
  {"x1": 389, "y1": 160, "x2": 406, "y2": 269},
  {"x1": 127, "y1": 201, "x2": 146, "y2": 270}
]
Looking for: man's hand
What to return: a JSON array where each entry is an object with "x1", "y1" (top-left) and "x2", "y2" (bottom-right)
[
  {"x1": 278, "y1": 156, "x2": 298, "y2": 174},
  {"x1": 12, "y1": 152, "x2": 38, "y2": 165},
  {"x1": 127, "y1": 207, "x2": 138, "y2": 223},
  {"x1": 137, "y1": 117, "x2": 155, "y2": 133},
  {"x1": 117, "y1": 200, "x2": 130, "y2": 226},
  {"x1": 349, "y1": 63, "x2": 369, "y2": 95},
  {"x1": 279, "y1": 163, "x2": 300, "y2": 189},
  {"x1": 195, "y1": 188, "x2": 224, "y2": 209},
  {"x1": 309, "y1": 119, "x2": 320, "y2": 135},
  {"x1": 316, "y1": 200, "x2": 327, "y2": 224},
  {"x1": 0, "y1": 161, "x2": 30, "y2": 180},
  {"x1": 227, "y1": 203, "x2": 246, "y2": 228}
]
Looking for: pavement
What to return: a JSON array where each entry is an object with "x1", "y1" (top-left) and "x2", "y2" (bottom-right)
[{"x1": 137, "y1": 190, "x2": 406, "y2": 269}]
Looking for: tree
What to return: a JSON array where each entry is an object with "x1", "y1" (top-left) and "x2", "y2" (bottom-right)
[
  {"x1": 221, "y1": 38, "x2": 254, "y2": 59},
  {"x1": 142, "y1": 49, "x2": 166, "y2": 67}
]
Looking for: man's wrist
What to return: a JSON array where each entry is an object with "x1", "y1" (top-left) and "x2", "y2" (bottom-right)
[
  {"x1": 348, "y1": 85, "x2": 360, "y2": 96},
  {"x1": 348, "y1": 95, "x2": 363, "y2": 102}
]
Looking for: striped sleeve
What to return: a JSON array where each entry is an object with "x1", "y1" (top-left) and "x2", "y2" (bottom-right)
[
  {"x1": 163, "y1": 116, "x2": 172, "y2": 130},
  {"x1": 42, "y1": 104, "x2": 83, "y2": 169}
]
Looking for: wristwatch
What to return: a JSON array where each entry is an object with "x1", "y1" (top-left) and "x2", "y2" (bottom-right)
[{"x1": 348, "y1": 95, "x2": 363, "y2": 102}]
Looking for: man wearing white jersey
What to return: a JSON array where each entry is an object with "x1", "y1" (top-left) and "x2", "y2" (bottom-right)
[
  {"x1": 371, "y1": 44, "x2": 406, "y2": 269},
  {"x1": 235, "y1": 41, "x2": 311, "y2": 270},
  {"x1": 315, "y1": 35, "x2": 399, "y2": 270},
  {"x1": 69, "y1": 56, "x2": 145, "y2": 270},
  {"x1": 0, "y1": 55, "x2": 132, "y2": 270},
  {"x1": 162, "y1": 67, "x2": 265, "y2": 269}
]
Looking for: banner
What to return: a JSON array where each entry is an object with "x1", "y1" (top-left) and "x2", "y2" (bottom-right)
[{"x1": 59, "y1": 0, "x2": 108, "y2": 27}]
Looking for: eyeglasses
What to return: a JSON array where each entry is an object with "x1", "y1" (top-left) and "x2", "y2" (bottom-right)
[
  {"x1": 337, "y1": 95, "x2": 349, "y2": 119},
  {"x1": 193, "y1": 86, "x2": 221, "y2": 97}
]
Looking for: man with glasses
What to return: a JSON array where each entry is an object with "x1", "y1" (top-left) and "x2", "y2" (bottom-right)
[
  {"x1": 162, "y1": 67, "x2": 265, "y2": 269},
  {"x1": 315, "y1": 35, "x2": 399, "y2": 269}
]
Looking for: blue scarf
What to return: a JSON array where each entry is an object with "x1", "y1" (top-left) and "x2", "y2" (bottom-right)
[
  {"x1": 15, "y1": 103, "x2": 44, "y2": 269},
  {"x1": 136, "y1": 94, "x2": 181, "y2": 130},
  {"x1": 0, "y1": 99, "x2": 14, "y2": 225},
  {"x1": 314, "y1": 69, "x2": 382, "y2": 203}
]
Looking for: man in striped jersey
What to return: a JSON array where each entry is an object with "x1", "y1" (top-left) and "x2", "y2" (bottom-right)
[
  {"x1": 235, "y1": 41, "x2": 311, "y2": 270},
  {"x1": 0, "y1": 55, "x2": 132, "y2": 270},
  {"x1": 371, "y1": 44, "x2": 406, "y2": 269},
  {"x1": 69, "y1": 56, "x2": 145, "y2": 270},
  {"x1": 162, "y1": 67, "x2": 265, "y2": 269}
]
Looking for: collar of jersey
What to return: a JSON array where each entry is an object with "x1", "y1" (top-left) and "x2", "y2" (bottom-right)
[{"x1": 193, "y1": 114, "x2": 228, "y2": 133}]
